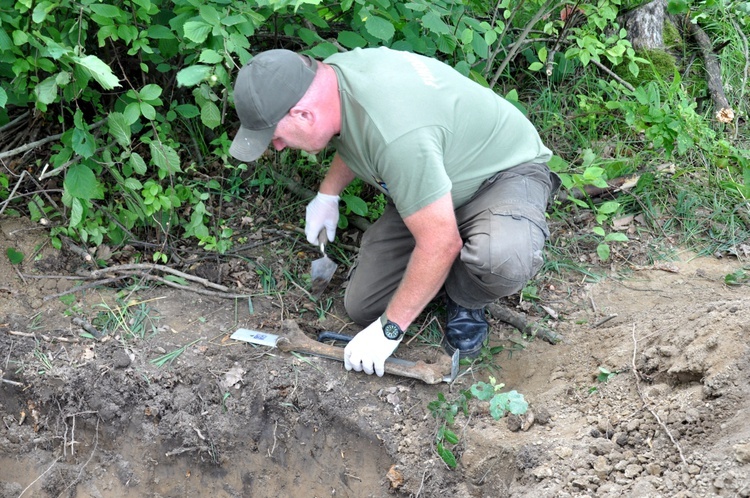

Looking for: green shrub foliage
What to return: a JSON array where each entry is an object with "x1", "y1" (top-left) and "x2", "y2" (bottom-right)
[{"x1": 1, "y1": 0, "x2": 748, "y2": 254}]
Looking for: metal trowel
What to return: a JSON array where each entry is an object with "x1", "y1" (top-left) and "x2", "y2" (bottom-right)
[{"x1": 310, "y1": 229, "x2": 337, "y2": 297}]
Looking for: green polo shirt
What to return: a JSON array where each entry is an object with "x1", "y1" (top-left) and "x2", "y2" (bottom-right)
[{"x1": 326, "y1": 47, "x2": 552, "y2": 218}]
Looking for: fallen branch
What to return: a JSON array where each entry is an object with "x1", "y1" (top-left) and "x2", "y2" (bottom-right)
[
  {"x1": 165, "y1": 445, "x2": 210, "y2": 457},
  {"x1": 8, "y1": 330, "x2": 80, "y2": 343},
  {"x1": 682, "y1": 18, "x2": 734, "y2": 123},
  {"x1": 90, "y1": 263, "x2": 230, "y2": 292},
  {"x1": 43, "y1": 276, "x2": 131, "y2": 301},
  {"x1": 487, "y1": 302, "x2": 563, "y2": 344},
  {"x1": 590, "y1": 59, "x2": 636, "y2": 92},
  {"x1": 0, "y1": 118, "x2": 107, "y2": 161}
]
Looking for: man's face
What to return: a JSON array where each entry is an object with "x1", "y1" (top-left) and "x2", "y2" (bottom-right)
[{"x1": 271, "y1": 111, "x2": 324, "y2": 155}]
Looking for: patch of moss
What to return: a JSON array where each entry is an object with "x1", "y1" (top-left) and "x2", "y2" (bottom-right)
[
  {"x1": 613, "y1": 48, "x2": 678, "y2": 87},
  {"x1": 662, "y1": 19, "x2": 683, "y2": 52}
]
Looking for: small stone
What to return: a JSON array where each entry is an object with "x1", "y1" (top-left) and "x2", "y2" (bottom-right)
[
  {"x1": 555, "y1": 446, "x2": 573, "y2": 459},
  {"x1": 590, "y1": 439, "x2": 614, "y2": 456},
  {"x1": 734, "y1": 443, "x2": 750, "y2": 463},
  {"x1": 532, "y1": 465, "x2": 553, "y2": 479},
  {"x1": 571, "y1": 478, "x2": 589, "y2": 489},
  {"x1": 645, "y1": 463, "x2": 662, "y2": 476},
  {"x1": 593, "y1": 456, "x2": 612, "y2": 477},
  {"x1": 113, "y1": 349, "x2": 131, "y2": 368},
  {"x1": 535, "y1": 406, "x2": 551, "y2": 425},
  {"x1": 506, "y1": 414, "x2": 522, "y2": 432},
  {"x1": 624, "y1": 463, "x2": 643, "y2": 478},
  {"x1": 626, "y1": 419, "x2": 641, "y2": 432},
  {"x1": 687, "y1": 464, "x2": 702, "y2": 474},
  {"x1": 614, "y1": 432, "x2": 628, "y2": 446}
]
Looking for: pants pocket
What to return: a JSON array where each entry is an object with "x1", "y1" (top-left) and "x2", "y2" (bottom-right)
[{"x1": 487, "y1": 203, "x2": 549, "y2": 282}]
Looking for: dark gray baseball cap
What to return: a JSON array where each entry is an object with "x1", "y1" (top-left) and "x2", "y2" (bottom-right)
[{"x1": 230, "y1": 50, "x2": 318, "y2": 162}]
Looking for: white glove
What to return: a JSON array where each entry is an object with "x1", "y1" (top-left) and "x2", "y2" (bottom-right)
[
  {"x1": 305, "y1": 192, "x2": 340, "y2": 244},
  {"x1": 344, "y1": 319, "x2": 402, "y2": 377}
]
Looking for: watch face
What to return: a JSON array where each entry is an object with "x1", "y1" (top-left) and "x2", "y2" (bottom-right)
[{"x1": 383, "y1": 322, "x2": 402, "y2": 340}]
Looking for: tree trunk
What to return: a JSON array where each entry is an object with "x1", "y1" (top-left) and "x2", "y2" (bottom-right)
[
  {"x1": 619, "y1": 0, "x2": 666, "y2": 50},
  {"x1": 618, "y1": 0, "x2": 734, "y2": 123}
]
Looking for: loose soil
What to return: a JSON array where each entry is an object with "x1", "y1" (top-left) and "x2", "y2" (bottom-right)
[{"x1": 1, "y1": 215, "x2": 749, "y2": 498}]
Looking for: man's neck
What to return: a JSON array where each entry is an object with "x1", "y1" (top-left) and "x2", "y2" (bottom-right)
[{"x1": 317, "y1": 62, "x2": 342, "y2": 136}]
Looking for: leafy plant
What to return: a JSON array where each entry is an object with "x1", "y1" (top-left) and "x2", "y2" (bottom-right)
[
  {"x1": 724, "y1": 268, "x2": 750, "y2": 286},
  {"x1": 93, "y1": 298, "x2": 161, "y2": 341},
  {"x1": 150, "y1": 338, "x2": 203, "y2": 368},
  {"x1": 596, "y1": 366, "x2": 619, "y2": 383},
  {"x1": 6, "y1": 247, "x2": 24, "y2": 265},
  {"x1": 549, "y1": 152, "x2": 629, "y2": 261},
  {"x1": 428, "y1": 379, "x2": 528, "y2": 469}
]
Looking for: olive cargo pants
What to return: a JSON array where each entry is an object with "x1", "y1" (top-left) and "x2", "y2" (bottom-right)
[{"x1": 344, "y1": 162, "x2": 559, "y2": 326}]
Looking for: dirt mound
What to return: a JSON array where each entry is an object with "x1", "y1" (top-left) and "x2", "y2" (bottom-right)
[{"x1": 1, "y1": 217, "x2": 749, "y2": 497}]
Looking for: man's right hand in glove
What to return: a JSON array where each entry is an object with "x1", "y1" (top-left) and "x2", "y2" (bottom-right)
[{"x1": 305, "y1": 192, "x2": 339, "y2": 244}]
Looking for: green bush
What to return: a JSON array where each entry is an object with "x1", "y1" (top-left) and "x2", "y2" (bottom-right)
[{"x1": 0, "y1": 0, "x2": 747, "y2": 259}]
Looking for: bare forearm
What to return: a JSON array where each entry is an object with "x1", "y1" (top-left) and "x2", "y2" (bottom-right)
[
  {"x1": 319, "y1": 153, "x2": 355, "y2": 195},
  {"x1": 385, "y1": 244, "x2": 458, "y2": 330}
]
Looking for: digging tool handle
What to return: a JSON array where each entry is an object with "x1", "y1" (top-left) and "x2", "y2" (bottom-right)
[{"x1": 278, "y1": 324, "x2": 450, "y2": 384}]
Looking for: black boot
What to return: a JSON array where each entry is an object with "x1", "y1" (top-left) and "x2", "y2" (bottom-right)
[{"x1": 442, "y1": 296, "x2": 488, "y2": 359}]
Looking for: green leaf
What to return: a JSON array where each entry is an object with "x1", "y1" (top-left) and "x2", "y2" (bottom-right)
[
  {"x1": 123, "y1": 178, "x2": 143, "y2": 190},
  {"x1": 70, "y1": 197, "x2": 84, "y2": 227},
  {"x1": 32, "y1": 1, "x2": 55, "y2": 23},
  {"x1": 199, "y1": 49, "x2": 224, "y2": 64},
  {"x1": 34, "y1": 76, "x2": 58, "y2": 105},
  {"x1": 0, "y1": 87, "x2": 7, "y2": 108},
  {"x1": 422, "y1": 11, "x2": 451, "y2": 35},
  {"x1": 129, "y1": 153, "x2": 148, "y2": 175},
  {"x1": 201, "y1": 101, "x2": 221, "y2": 129},
  {"x1": 176, "y1": 65, "x2": 212, "y2": 87},
  {"x1": 604, "y1": 232, "x2": 629, "y2": 242},
  {"x1": 184, "y1": 21, "x2": 212, "y2": 43},
  {"x1": 164, "y1": 275, "x2": 189, "y2": 285},
  {"x1": 337, "y1": 31, "x2": 366, "y2": 49},
  {"x1": 89, "y1": 3, "x2": 123, "y2": 18},
  {"x1": 175, "y1": 104, "x2": 200, "y2": 118},
  {"x1": 6, "y1": 248, "x2": 24, "y2": 265},
  {"x1": 597, "y1": 243, "x2": 611, "y2": 261},
  {"x1": 442, "y1": 428, "x2": 459, "y2": 445},
  {"x1": 139, "y1": 84, "x2": 162, "y2": 101},
  {"x1": 140, "y1": 102, "x2": 156, "y2": 120},
  {"x1": 341, "y1": 194, "x2": 368, "y2": 216},
  {"x1": 667, "y1": 0, "x2": 689, "y2": 14},
  {"x1": 147, "y1": 25, "x2": 176, "y2": 40},
  {"x1": 529, "y1": 62, "x2": 544, "y2": 71},
  {"x1": 597, "y1": 201, "x2": 619, "y2": 214},
  {"x1": 64, "y1": 164, "x2": 104, "y2": 200},
  {"x1": 504, "y1": 390, "x2": 528, "y2": 415},
  {"x1": 470, "y1": 381, "x2": 494, "y2": 401},
  {"x1": 72, "y1": 128, "x2": 96, "y2": 158},
  {"x1": 436, "y1": 443, "x2": 457, "y2": 469},
  {"x1": 365, "y1": 15, "x2": 395, "y2": 41},
  {"x1": 149, "y1": 142, "x2": 182, "y2": 174},
  {"x1": 108, "y1": 112, "x2": 132, "y2": 148},
  {"x1": 71, "y1": 55, "x2": 121, "y2": 90}
]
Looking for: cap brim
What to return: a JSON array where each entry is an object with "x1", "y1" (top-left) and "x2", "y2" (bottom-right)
[{"x1": 229, "y1": 125, "x2": 275, "y2": 162}]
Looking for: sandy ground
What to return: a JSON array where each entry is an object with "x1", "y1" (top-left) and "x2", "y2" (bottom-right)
[{"x1": 1, "y1": 215, "x2": 749, "y2": 498}]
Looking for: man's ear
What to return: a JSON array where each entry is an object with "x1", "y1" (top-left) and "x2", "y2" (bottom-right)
[{"x1": 289, "y1": 106, "x2": 315, "y2": 126}]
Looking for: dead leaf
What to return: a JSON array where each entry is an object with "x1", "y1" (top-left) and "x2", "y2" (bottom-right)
[
  {"x1": 386, "y1": 465, "x2": 404, "y2": 489},
  {"x1": 221, "y1": 365, "x2": 246, "y2": 390}
]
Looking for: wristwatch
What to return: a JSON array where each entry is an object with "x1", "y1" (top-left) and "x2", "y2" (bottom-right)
[{"x1": 380, "y1": 314, "x2": 404, "y2": 341}]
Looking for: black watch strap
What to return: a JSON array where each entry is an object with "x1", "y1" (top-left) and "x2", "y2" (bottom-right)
[{"x1": 380, "y1": 314, "x2": 404, "y2": 341}]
